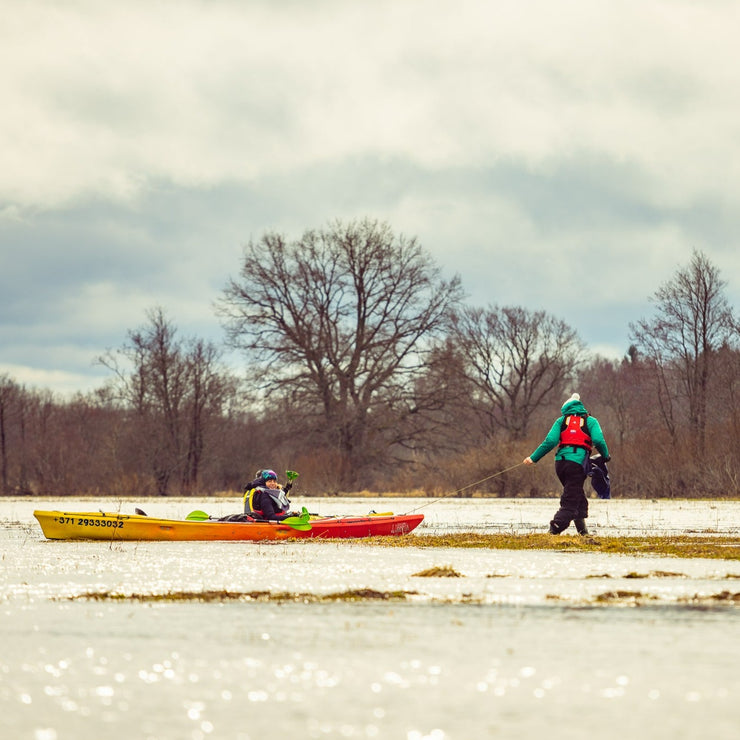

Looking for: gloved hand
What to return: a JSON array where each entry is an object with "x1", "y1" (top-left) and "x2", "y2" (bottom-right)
[{"x1": 603, "y1": 456, "x2": 611, "y2": 462}]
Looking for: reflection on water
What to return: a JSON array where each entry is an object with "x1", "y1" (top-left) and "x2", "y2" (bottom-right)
[
  {"x1": 1, "y1": 498, "x2": 739, "y2": 739},
  {"x1": 3, "y1": 602, "x2": 739, "y2": 740}
]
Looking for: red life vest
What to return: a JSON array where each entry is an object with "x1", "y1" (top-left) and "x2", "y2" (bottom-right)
[{"x1": 559, "y1": 414, "x2": 593, "y2": 451}]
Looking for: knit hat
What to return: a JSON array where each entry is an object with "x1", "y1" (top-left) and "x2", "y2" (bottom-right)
[{"x1": 561, "y1": 392, "x2": 587, "y2": 414}]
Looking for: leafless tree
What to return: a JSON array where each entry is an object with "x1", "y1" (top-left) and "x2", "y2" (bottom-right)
[
  {"x1": 446, "y1": 305, "x2": 586, "y2": 440},
  {"x1": 0, "y1": 375, "x2": 19, "y2": 494},
  {"x1": 630, "y1": 250, "x2": 738, "y2": 457},
  {"x1": 181, "y1": 338, "x2": 236, "y2": 493},
  {"x1": 218, "y1": 218, "x2": 463, "y2": 487},
  {"x1": 0, "y1": 377, "x2": 35, "y2": 495},
  {"x1": 100, "y1": 307, "x2": 234, "y2": 494}
]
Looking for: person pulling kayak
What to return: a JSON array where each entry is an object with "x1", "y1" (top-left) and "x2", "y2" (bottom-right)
[{"x1": 522, "y1": 393, "x2": 610, "y2": 535}]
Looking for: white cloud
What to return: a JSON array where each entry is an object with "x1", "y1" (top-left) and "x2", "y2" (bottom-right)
[
  {"x1": 1, "y1": 1, "x2": 739, "y2": 393},
  {"x1": 0, "y1": 361, "x2": 106, "y2": 398},
  {"x1": 3, "y1": 1, "x2": 740, "y2": 210}
]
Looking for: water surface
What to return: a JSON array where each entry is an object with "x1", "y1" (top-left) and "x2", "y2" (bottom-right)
[{"x1": 2, "y1": 497, "x2": 739, "y2": 739}]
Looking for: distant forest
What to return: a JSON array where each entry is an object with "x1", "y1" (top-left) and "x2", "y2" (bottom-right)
[{"x1": 2, "y1": 220, "x2": 739, "y2": 499}]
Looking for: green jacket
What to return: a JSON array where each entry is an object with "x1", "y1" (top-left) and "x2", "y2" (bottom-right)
[{"x1": 529, "y1": 399, "x2": 610, "y2": 465}]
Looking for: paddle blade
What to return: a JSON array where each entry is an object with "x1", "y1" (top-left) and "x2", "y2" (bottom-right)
[
  {"x1": 186, "y1": 510, "x2": 210, "y2": 521},
  {"x1": 282, "y1": 508, "x2": 311, "y2": 531}
]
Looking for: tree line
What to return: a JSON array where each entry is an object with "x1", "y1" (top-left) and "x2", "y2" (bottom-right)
[{"x1": 2, "y1": 219, "x2": 739, "y2": 499}]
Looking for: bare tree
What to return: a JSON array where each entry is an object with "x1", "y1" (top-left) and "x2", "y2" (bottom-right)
[
  {"x1": 181, "y1": 339, "x2": 235, "y2": 493},
  {"x1": 0, "y1": 377, "x2": 34, "y2": 495},
  {"x1": 0, "y1": 375, "x2": 19, "y2": 494},
  {"x1": 630, "y1": 250, "x2": 738, "y2": 457},
  {"x1": 218, "y1": 218, "x2": 463, "y2": 487},
  {"x1": 100, "y1": 308, "x2": 233, "y2": 495},
  {"x1": 447, "y1": 305, "x2": 586, "y2": 440}
]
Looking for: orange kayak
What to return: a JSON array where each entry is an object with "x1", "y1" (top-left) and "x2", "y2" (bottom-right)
[{"x1": 33, "y1": 510, "x2": 424, "y2": 541}]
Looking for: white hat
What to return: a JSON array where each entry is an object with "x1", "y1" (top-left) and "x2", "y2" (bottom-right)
[{"x1": 565, "y1": 392, "x2": 580, "y2": 403}]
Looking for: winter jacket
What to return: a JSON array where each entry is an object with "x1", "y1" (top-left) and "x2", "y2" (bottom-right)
[
  {"x1": 244, "y1": 485, "x2": 293, "y2": 521},
  {"x1": 528, "y1": 398, "x2": 610, "y2": 465}
]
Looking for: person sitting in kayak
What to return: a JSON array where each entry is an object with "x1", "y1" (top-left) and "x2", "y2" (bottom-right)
[{"x1": 243, "y1": 469, "x2": 297, "y2": 521}]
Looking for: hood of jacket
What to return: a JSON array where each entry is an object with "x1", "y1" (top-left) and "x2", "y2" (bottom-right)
[{"x1": 561, "y1": 398, "x2": 588, "y2": 416}]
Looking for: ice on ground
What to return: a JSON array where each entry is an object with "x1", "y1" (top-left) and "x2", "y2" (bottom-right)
[
  {"x1": 2, "y1": 498, "x2": 739, "y2": 740},
  {"x1": 2, "y1": 498, "x2": 739, "y2": 607}
]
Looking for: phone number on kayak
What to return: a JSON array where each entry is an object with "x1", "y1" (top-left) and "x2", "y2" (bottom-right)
[{"x1": 53, "y1": 516, "x2": 124, "y2": 529}]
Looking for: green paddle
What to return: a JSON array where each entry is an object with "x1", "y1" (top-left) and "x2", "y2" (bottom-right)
[
  {"x1": 186, "y1": 510, "x2": 210, "y2": 521},
  {"x1": 184, "y1": 508, "x2": 312, "y2": 531},
  {"x1": 281, "y1": 506, "x2": 312, "y2": 531}
]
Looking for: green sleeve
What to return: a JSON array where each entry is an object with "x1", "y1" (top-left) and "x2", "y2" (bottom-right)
[
  {"x1": 586, "y1": 416, "x2": 610, "y2": 459},
  {"x1": 529, "y1": 417, "x2": 565, "y2": 463}
]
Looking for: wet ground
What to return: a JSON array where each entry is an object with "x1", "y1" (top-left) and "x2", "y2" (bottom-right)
[{"x1": 2, "y1": 497, "x2": 739, "y2": 739}]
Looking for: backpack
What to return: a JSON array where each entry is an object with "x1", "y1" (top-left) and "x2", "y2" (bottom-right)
[{"x1": 558, "y1": 414, "x2": 593, "y2": 451}]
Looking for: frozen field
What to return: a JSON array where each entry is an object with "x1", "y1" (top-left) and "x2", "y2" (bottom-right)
[{"x1": 2, "y1": 497, "x2": 739, "y2": 739}]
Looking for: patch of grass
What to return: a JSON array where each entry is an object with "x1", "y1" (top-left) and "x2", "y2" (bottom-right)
[
  {"x1": 622, "y1": 571, "x2": 686, "y2": 579},
  {"x1": 678, "y1": 591, "x2": 740, "y2": 604},
  {"x1": 412, "y1": 566, "x2": 463, "y2": 578},
  {"x1": 547, "y1": 590, "x2": 740, "y2": 607},
  {"x1": 369, "y1": 533, "x2": 740, "y2": 560},
  {"x1": 594, "y1": 590, "x2": 659, "y2": 603},
  {"x1": 62, "y1": 588, "x2": 416, "y2": 603},
  {"x1": 649, "y1": 570, "x2": 687, "y2": 578}
]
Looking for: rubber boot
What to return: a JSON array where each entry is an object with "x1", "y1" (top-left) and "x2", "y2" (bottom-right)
[{"x1": 574, "y1": 518, "x2": 588, "y2": 536}]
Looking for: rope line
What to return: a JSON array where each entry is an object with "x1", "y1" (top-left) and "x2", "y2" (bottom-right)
[{"x1": 405, "y1": 462, "x2": 525, "y2": 514}]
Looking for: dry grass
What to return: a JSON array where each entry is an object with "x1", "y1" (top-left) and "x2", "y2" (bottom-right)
[
  {"x1": 369, "y1": 533, "x2": 740, "y2": 560},
  {"x1": 63, "y1": 585, "x2": 740, "y2": 607},
  {"x1": 412, "y1": 565, "x2": 463, "y2": 578},
  {"x1": 63, "y1": 588, "x2": 416, "y2": 603}
]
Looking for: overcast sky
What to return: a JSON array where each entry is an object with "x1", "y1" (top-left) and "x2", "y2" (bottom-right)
[{"x1": 2, "y1": 0, "x2": 739, "y2": 396}]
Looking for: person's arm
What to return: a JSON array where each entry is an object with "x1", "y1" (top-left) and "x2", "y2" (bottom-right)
[
  {"x1": 587, "y1": 416, "x2": 610, "y2": 460},
  {"x1": 526, "y1": 417, "x2": 564, "y2": 463}
]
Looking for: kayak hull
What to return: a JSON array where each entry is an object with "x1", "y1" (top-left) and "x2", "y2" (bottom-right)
[{"x1": 33, "y1": 510, "x2": 424, "y2": 541}]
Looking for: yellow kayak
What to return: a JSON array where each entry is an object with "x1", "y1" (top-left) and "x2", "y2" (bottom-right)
[{"x1": 33, "y1": 510, "x2": 424, "y2": 541}]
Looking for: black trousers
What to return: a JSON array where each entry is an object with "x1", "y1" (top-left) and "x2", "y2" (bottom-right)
[{"x1": 550, "y1": 460, "x2": 588, "y2": 533}]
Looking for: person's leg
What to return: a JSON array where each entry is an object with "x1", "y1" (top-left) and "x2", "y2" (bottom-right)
[
  {"x1": 550, "y1": 460, "x2": 587, "y2": 534},
  {"x1": 574, "y1": 492, "x2": 590, "y2": 535},
  {"x1": 573, "y1": 516, "x2": 588, "y2": 535}
]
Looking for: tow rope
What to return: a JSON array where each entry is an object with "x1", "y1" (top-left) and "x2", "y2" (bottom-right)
[{"x1": 404, "y1": 462, "x2": 525, "y2": 514}]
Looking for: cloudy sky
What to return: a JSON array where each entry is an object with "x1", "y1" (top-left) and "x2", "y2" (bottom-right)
[{"x1": 2, "y1": 0, "x2": 739, "y2": 396}]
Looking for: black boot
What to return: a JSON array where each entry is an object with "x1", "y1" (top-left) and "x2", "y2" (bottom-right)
[
  {"x1": 549, "y1": 522, "x2": 561, "y2": 535},
  {"x1": 574, "y1": 518, "x2": 588, "y2": 536}
]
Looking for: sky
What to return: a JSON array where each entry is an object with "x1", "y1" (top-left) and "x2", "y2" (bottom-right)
[{"x1": 2, "y1": 0, "x2": 740, "y2": 396}]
